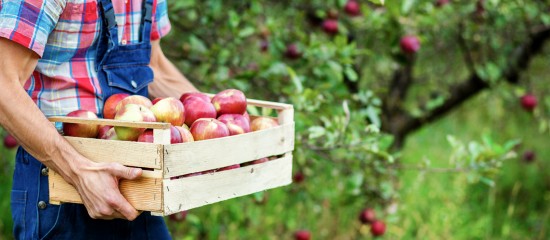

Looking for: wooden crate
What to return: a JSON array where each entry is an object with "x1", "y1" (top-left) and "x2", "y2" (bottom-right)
[{"x1": 47, "y1": 98, "x2": 294, "y2": 216}]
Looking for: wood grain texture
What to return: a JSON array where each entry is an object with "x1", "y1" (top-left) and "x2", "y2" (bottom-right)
[
  {"x1": 49, "y1": 170, "x2": 163, "y2": 212},
  {"x1": 163, "y1": 122, "x2": 295, "y2": 177},
  {"x1": 162, "y1": 154, "x2": 293, "y2": 215},
  {"x1": 49, "y1": 116, "x2": 171, "y2": 129},
  {"x1": 64, "y1": 137, "x2": 163, "y2": 169}
]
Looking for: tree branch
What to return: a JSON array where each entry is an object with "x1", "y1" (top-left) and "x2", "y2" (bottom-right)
[{"x1": 382, "y1": 26, "x2": 550, "y2": 148}]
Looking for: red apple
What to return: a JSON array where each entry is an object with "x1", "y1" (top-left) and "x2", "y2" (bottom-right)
[
  {"x1": 211, "y1": 89, "x2": 247, "y2": 116},
  {"x1": 359, "y1": 208, "x2": 376, "y2": 224},
  {"x1": 322, "y1": 19, "x2": 339, "y2": 35},
  {"x1": 285, "y1": 44, "x2": 302, "y2": 59},
  {"x1": 344, "y1": 0, "x2": 361, "y2": 16},
  {"x1": 294, "y1": 230, "x2": 311, "y2": 240},
  {"x1": 293, "y1": 171, "x2": 305, "y2": 183},
  {"x1": 218, "y1": 114, "x2": 250, "y2": 135},
  {"x1": 523, "y1": 150, "x2": 536, "y2": 163},
  {"x1": 250, "y1": 117, "x2": 279, "y2": 131},
  {"x1": 103, "y1": 93, "x2": 130, "y2": 119},
  {"x1": 218, "y1": 164, "x2": 240, "y2": 172},
  {"x1": 98, "y1": 125, "x2": 118, "y2": 140},
  {"x1": 175, "y1": 126, "x2": 194, "y2": 143},
  {"x1": 189, "y1": 118, "x2": 230, "y2": 141},
  {"x1": 169, "y1": 210, "x2": 188, "y2": 222},
  {"x1": 243, "y1": 112, "x2": 250, "y2": 122},
  {"x1": 260, "y1": 40, "x2": 269, "y2": 52},
  {"x1": 202, "y1": 169, "x2": 216, "y2": 174},
  {"x1": 152, "y1": 97, "x2": 163, "y2": 105},
  {"x1": 63, "y1": 110, "x2": 100, "y2": 138},
  {"x1": 179, "y1": 92, "x2": 210, "y2": 103},
  {"x1": 151, "y1": 97, "x2": 185, "y2": 126},
  {"x1": 520, "y1": 94, "x2": 537, "y2": 111},
  {"x1": 170, "y1": 126, "x2": 183, "y2": 144},
  {"x1": 138, "y1": 129, "x2": 154, "y2": 143},
  {"x1": 114, "y1": 95, "x2": 153, "y2": 115},
  {"x1": 184, "y1": 96, "x2": 217, "y2": 127},
  {"x1": 3, "y1": 134, "x2": 18, "y2": 149},
  {"x1": 114, "y1": 104, "x2": 156, "y2": 141},
  {"x1": 370, "y1": 221, "x2": 386, "y2": 236},
  {"x1": 400, "y1": 35, "x2": 421, "y2": 54}
]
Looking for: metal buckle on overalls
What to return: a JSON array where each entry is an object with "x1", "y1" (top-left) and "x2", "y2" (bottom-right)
[{"x1": 144, "y1": 4, "x2": 153, "y2": 22}]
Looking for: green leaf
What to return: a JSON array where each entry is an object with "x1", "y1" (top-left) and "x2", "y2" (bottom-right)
[
  {"x1": 344, "y1": 66, "x2": 358, "y2": 82},
  {"x1": 286, "y1": 67, "x2": 304, "y2": 93},
  {"x1": 369, "y1": 0, "x2": 385, "y2": 5},
  {"x1": 238, "y1": 27, "x2": 255, "y2": 38},
  {"x1": 308, "y1": 126, "x2": 326, "y2": 139}
]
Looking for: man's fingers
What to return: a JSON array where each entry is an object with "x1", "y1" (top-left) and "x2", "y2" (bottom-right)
[
  {"x1": 108, "y1": 163, "x2": 142, "y2": 180},
  {"x1": 112, "y1": 193, "x2": 139, "y2": 221}
]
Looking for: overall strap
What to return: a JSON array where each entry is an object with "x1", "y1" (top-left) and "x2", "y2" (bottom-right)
[
  {"x1": 98, "y1": 0, "x2": 119, "y2": 46},
  {"x1": 140, "y1": 0, "x2": 154, "y2": 44}
]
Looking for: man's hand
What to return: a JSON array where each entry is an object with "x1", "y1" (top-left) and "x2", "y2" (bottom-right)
[
  {"x1": 0, "y1": 38, "x2": 140, "y2": 221},
  {"x1": 73, "y1": 161, "x2": 143, "y2": 220}
]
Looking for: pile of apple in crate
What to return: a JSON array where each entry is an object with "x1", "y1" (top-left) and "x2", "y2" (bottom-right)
[{"x1": 48, "y1": 89, "x2": 295, "y2": 216}]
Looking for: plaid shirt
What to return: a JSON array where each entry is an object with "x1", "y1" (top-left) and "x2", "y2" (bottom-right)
[{"x1": 0, "y1": 0, "x2": 171, "y2": 117}]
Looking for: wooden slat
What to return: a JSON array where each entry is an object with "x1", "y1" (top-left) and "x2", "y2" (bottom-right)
[
  {"x1": 64, "y1": 137, "x2": 163, "y2": 169},
  {"x1": 163, "y1": 122, "x2": 295, "y2": 177},
  {"x1": 48, "y1": 117, "x2": 171, "y2": 129},
  {"x1": 162, "y1": 154, "x2": 293, "y2": 215},
  {"x1": 49, "y1": 170, "x2": 163, "y2": 212}
]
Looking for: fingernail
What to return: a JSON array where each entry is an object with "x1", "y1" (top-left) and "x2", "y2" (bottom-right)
[{"x1": 133, "y1": 169, "x2": 141, "y2": 177}]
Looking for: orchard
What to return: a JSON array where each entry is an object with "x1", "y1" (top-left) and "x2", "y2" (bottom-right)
[{"x1": 1, "y1": 0, "x2": 550, "y2": 239}]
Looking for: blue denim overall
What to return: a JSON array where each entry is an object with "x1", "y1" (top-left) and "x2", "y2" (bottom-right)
[{"x1": 11, "y1": 0, "x2": 171, "y2": 239}]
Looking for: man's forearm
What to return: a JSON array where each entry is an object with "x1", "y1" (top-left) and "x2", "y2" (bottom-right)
[
  {"x1": 148, "y1": 40, "x2": 198, "y2": 99},
  {"x1": 0, "y1": 75, "x2": 87, "y2": 186}
]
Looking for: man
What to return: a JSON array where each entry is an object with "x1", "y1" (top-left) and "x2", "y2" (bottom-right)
[{"x1": 0, "y1": 0, "x2": 196, "y2": 238}]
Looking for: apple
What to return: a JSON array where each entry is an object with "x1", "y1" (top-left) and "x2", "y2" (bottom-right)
[
  {"x1": 182, "y1": 172, "x2": 202, "y2": 178},
  {"x1": 218, "y1": 114, "x2": 250, "y2": 135},
  {"x1": 243, "y1": 111, "x2": 250, "y2": 122},
  {"x1": 103, "y1": 93, "x2": 130, "y2": 119},
  {"x1": 520, "y1": 94, "x2": 537, "y2": 111},
  {"x1": 435, "y1": 0, "x2": 450, "y2": 7},
  {"x1": 218, "y1": 164, "x2": 240, "y2": 172},
  {"x1": 344, "y1": 0, "x2": 361, "y2": 16},
  {"x1": 294, "y1": 230, "x2": 311, "y2": 240},
  {"x1": 98, "y1": 125, "x2": 118, "y2": 140},
  {"x1": 285, "y1": 43, "x2": 302, "y2": 59},
  {"x1": 190, "y1": 118, "x2": 230, "y2": 141},
  {"x1": 400, "y1": 35, "x2": 421, "y2": 54},
  {"x1": 211, "y1": 89, "x2": 247, "y2": 116},
  {"x1": 202, "y1": 169, "x2": 216, "y2": 174},
  {"x1": 114, "y1": 95, "x2": 153, "y2": 115},
  {"x1": 359, "y1": 208, "x2": 376, "y2": 224},
  {"x1": 63, "y1": 110, "x2": 100, "y2": 138},
  {"x1": 523, "y1": 150, "x2": 535, "y2": 163},
  {"x1": 169, "y1": 210, "x2": 188, "y2": 222},
  {"x1": 184, "y1": 96, "x2": 217, "y2": 127},
  {"x1": 3, "y1": 134, "x2": 18, "y2": 149},
  {"x1": 250, "y1": 117, "x2": 279, "y2": 131},
  {"x1": 114, "y1": 104, "x2": 156, "y2": 141},
  {"x1": 152, "y1": 97, "x2": 163, "y2": 105},
  {"x1": 293, "y1": 171, "x2": 305, "y2": 183},
  {"x1": 151, "y1": 97, "x2": 185, "y2": 126},
  {"x1": 137, "y1": 129, "x2": 154, "y2": 143},
  {"x1": 260, "y1": 40, "x2": 269, "y2": 52},
  {"x1": 170, "y1": 126, "x2": 183, "y2": 144},
  {"x1": 179, "y1": 92, "x2": 210, "y2": 103},
  {"x1": 370, "y1": 221, "x2": 386, "y2": 236},
  {"x1": 322, "y1": 19, "x2": 339, "y2": 35},
  {"x1": 175, "y1": 126, "x2": 194, "y2": 143}
]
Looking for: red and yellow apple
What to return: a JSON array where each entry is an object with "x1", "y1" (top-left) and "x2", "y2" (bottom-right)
[
  {"x1": 217, "y1": 114, "x2": 250, "y2": 135},
  {"x1": 137, "y1": 129, "x2": 154, "y2": 143},
  {"x1": 114, "y1": 95, "x2": 153, "y2": 115},
  {"x1": 250, "y1": 117, "x2": 279, "y2": 131},
  {"x1": 103, "y1": 93, "x2": 130, "y2": 119},
  {"x1": 98, "y1": 125, "x2": 118, "y2": 140},
  {"x1": 180, "y1": 92, "x2": 210, "y2": 103},
  {"x1": 189, "y1": 118, "x2": 230, "y2": 141},
  {"x1": 211, "y1": 89, "x2": 247, "y2": 116},
  {"x1": 114, "y1": 104, "x2": 156, "y2": 141},
  {"x1": 183, "y1": 96, "x2": 217, "y2": 127},
  {"x1": 175, "y1": 126, "x2": 194, "y2": 143},
  {"x1": 63, "y1": 110, "x2": 100, "y2": 138},
  {"x1": 150, "y1": 97, "x2": 185, "y2": 126}
]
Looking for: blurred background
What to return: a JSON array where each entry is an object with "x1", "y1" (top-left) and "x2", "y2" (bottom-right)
[{"x1": 1, "y1": 0, "x2": 549, "y2": 239}]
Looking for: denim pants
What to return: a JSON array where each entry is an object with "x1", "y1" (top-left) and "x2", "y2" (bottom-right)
[{"x1": 11, "y1": 0, "x2": 170, "y2": 238}]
